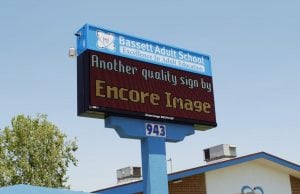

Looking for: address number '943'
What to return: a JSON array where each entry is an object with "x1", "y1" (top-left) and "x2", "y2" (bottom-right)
[{"x1": 145, "y1": 123, "x2": 166, "y2": 138}]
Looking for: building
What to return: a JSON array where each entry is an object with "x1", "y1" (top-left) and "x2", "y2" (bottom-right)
[
  {"x1": 1, "y1": 147, "x2": 300, "y2": 194},
  {"x1": 0, "y1": 184, "x2": 89, "y2": 194},
  {"x1": 93, "y1": 150, "x2": 300, "y2": 194}
]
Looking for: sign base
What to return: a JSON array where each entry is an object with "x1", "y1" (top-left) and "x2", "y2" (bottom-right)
[{"x1": 105, "y1": 116, "x2": 195, "y2": 194}]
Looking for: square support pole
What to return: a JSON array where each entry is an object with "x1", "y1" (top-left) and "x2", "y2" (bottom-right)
[
  {"x1": 141, "y1": 137, "x2": 168, "y2": 194},
  {"x1": 105, "y1": 116, "x2": 195, "y2": 194}
]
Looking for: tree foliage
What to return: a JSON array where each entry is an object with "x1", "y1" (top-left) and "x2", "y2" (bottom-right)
[{"x1": 0, "y1": 114, "x2": 78, "y2": 188}]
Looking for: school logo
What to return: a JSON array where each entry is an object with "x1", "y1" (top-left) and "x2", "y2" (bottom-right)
[
  {"x1": 96, "y1": 31, "x2": 115, "y2": 51},
  {"x1": 241, "y1": 185, "x2": 264, "y2": 194}
]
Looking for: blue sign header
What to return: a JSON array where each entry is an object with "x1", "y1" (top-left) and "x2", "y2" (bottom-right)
[{"x1": 76, "y1": 24, "x2": 212, "y2": 76}]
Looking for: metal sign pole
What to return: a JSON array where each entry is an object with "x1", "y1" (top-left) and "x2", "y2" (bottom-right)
[
  {"x1": 105, "y1": 116, "x2": 195, "y2": 194},
  {"x1": 141, "y1": 137, "x2": 168, "y2": 194}
]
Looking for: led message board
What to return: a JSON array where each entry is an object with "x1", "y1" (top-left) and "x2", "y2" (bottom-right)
[{"x1": 77, "y1": 50, "x2": 217, "y2": 130}]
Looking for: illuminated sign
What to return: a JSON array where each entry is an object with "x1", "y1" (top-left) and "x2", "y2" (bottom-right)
[
  {"x1": 76, "y1": 24, "x2": 212, "y2": 76},
  {"x1": 77, "y1": 50, "x2": 216, "y2": 130}
]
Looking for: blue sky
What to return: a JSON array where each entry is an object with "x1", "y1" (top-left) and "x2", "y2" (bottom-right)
[{"x1": 1, "y1": 0, "x2": 300, "y2": 192}]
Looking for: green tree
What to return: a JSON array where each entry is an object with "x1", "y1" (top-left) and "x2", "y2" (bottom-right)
[{"x1": 0, "y1": 114, "x2": 78, "y2": 188}]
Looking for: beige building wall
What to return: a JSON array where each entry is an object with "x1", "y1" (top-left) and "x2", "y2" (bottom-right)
[{"x1": 205, "y1": 161, "x2": 292, "y2": 194}]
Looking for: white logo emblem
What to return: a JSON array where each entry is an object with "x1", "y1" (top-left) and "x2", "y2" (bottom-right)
[{"x1": 96, "y1": 31, "x2": 115, "y2": 51}]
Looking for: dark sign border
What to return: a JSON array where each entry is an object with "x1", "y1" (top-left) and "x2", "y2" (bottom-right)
[{"x1": 77, "y1": 50, "x2": 217, "y2": 130}]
